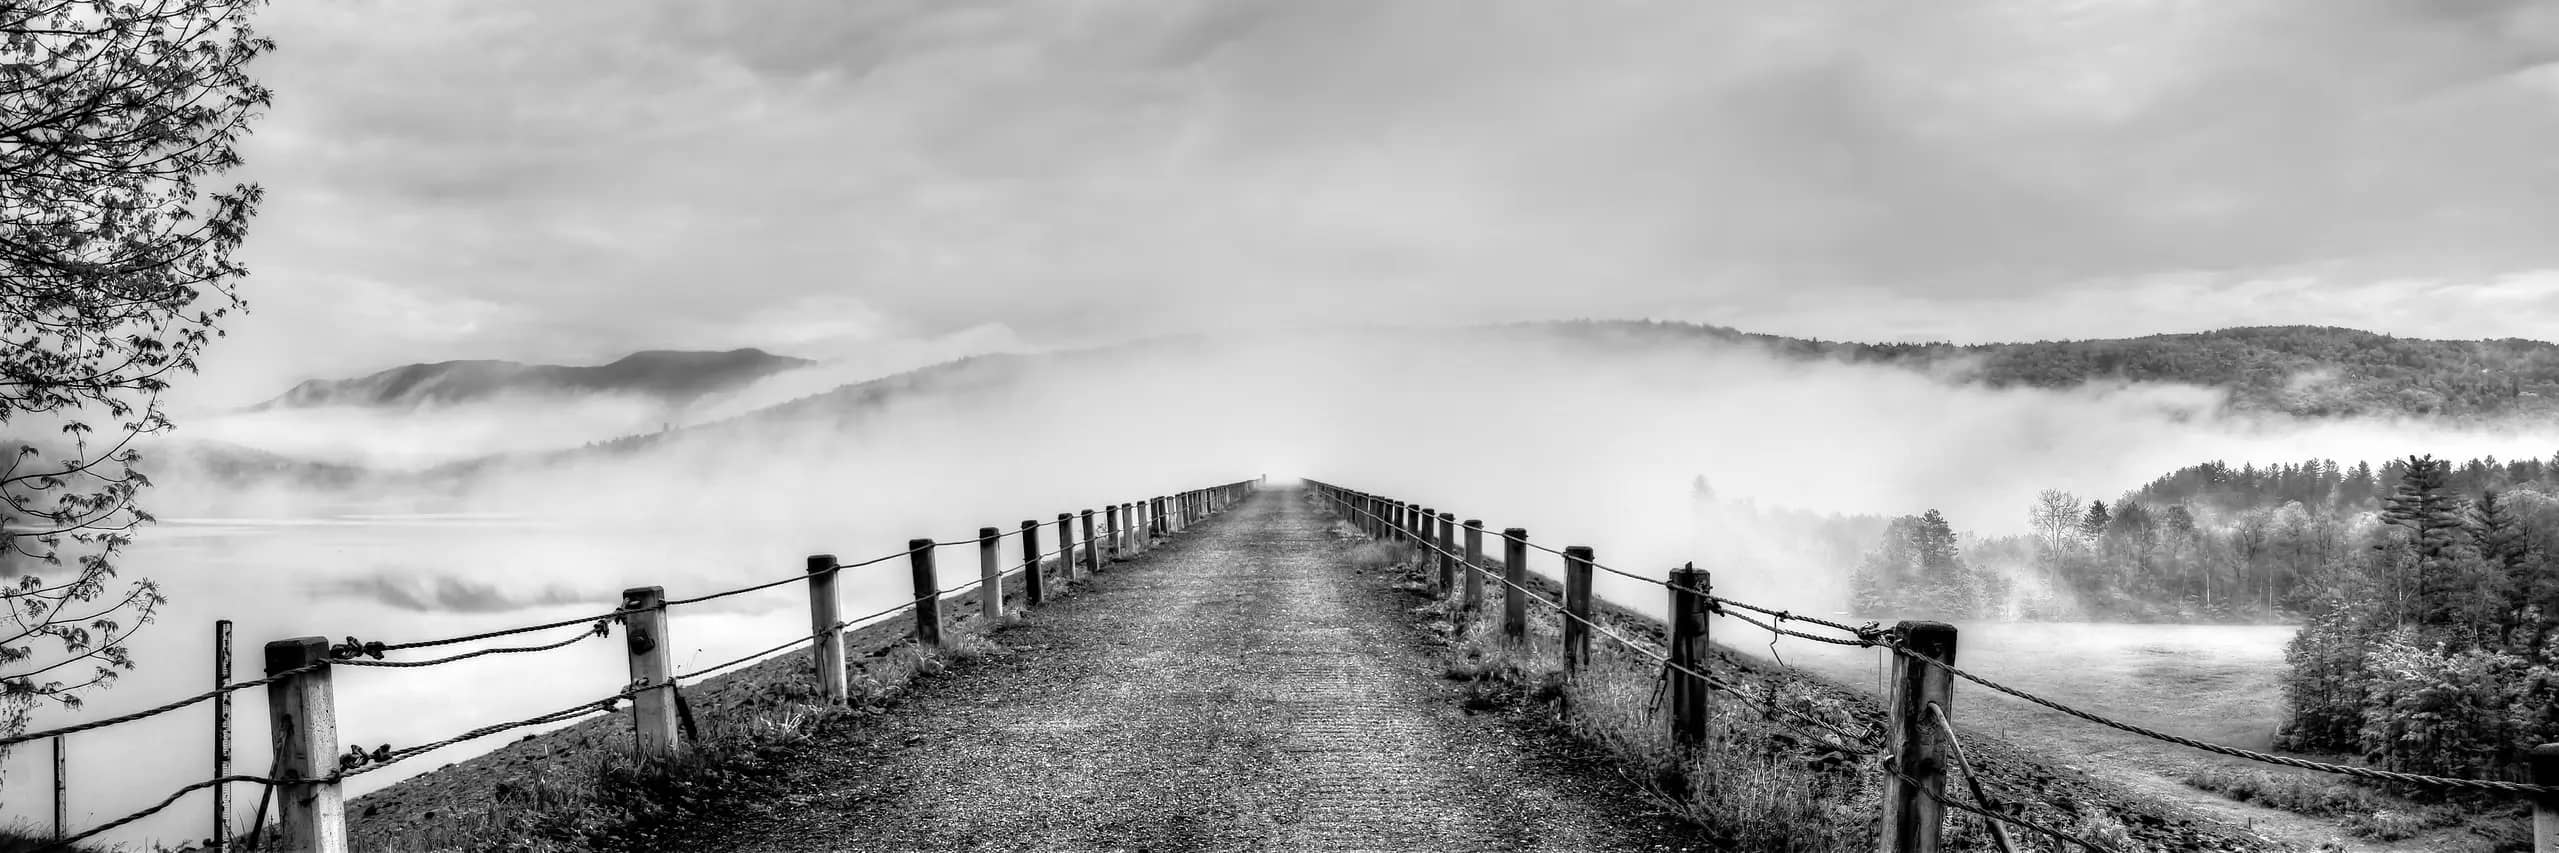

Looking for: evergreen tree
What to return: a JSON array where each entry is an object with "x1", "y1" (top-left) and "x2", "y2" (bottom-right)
[
  {"x1": 2079, "y1": 500, "x2": 2111, "y2": 541},
  {"x1": 2381, "y1": 455, "x2": 2468, "y2": 628}
]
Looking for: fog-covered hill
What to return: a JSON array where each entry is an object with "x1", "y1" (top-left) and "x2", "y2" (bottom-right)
[
  {"x1": 1544, "y1": 320, "x2": 2559, "y2": 419},
  {"x1": 249, "y1": 348, "x2": 810, "y2": 410}
]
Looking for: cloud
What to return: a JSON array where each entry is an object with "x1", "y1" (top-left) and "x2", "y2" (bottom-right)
[
  {"x1": 317, "y1": 572, "x2": 593, "y2": 614},
  {"x1": 198, "y1": 0, "x2": 2559, "y2": 407}
]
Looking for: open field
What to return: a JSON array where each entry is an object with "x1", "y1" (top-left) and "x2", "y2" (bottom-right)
[{"x1": 1777, "y1": 621, "x2": 2509, "y2": 851}]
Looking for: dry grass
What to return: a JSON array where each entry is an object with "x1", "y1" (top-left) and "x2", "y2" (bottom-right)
[
  {"x1": 1398, "y1": 549, "x2": 2255, "y2": 853},
  {"x1": 324, "y1": 621, "x2": 1014, "y2": 853},
  {"x1": 1426, "y1": 573, "x2": 1885, "y2": 851}
]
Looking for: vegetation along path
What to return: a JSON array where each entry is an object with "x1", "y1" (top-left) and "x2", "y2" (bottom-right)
[{"x1": 694, "y1": 488, "x2": 1710, "y2": 852}]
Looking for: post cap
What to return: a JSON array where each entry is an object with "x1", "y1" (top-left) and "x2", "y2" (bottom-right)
[
  {"x1": 908, "y1": 538, "x2": 935, "y2": 550},
  {"x1": 980, "y1": 526, "x2": 1001, "y2": 538},
  {"x1": 806, "y1": 554, "x2": 838, "y2": 573},
  {"x1": 264, "y1": 636, "x2": 328, "y2": 675},
  {"x1": 1505, "y1": 527, "x2": 1528, "y2": 537}
]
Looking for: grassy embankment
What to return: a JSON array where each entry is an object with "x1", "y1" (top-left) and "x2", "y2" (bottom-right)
[
  {"x1": 311, "y1": 562, "x2": 1069, "y2": 853},
  {"x1": 1342, "y1": 522, "x2": 2277, "y2": 853}
]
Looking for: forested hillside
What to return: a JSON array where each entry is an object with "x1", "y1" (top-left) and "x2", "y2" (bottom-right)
[{"x1": 1538, "y1": 320, "x2": 2559, "y2": 420}]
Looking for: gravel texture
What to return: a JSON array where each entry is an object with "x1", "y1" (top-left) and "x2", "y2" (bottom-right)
[{"x1": 693, "y1": 487, "x2": 1712, "y2": 853}]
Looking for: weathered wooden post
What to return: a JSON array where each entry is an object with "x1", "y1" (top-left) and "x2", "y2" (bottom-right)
[
  {"x1": 264, "y1": 636, "x2": 349, "y2": 852},
  {"x1": 1418, "y1": 506, "x2": 1436, "y2": 573},
  {"x1": 1503, "y1": 528, "x2": 1529, "y2": 641},
  {"x1": 1021, "y1": 520, "x2": 1046, "y2": 605},
  {"x1": 1436, "y1": 512, "x2": 1457, "y2": 595},
  {"x1": 1562, "y1": 546, "x2": 1595, "y2": 674},
  {"x1": 1882, "y1": 621, "x2": 1957, "y2": 853},
  {"x1": 977, "y1": 527, "x2": 1005, "y2": 621},
  {"x1": 619, "y1": 587, "x2": 678, "y2": 758},
  {"x1": 1668, "y1": 564, "x2": 1712, "y2": 747},
  {"x1": 908, "y1": 539, "x2": 945, "y2": 648},
  {"x1": 806, "y1": 554, "x2": 848, "y2": 703},
  {"x1": 1055, "y1": 513, "x2": 1078, "y2": 579},
  {"x1": 1129, "y1": 501, "x2": 1147, "y2": 553},
  {"x1": 1105, "y1": 505, "x2": 1124, "y2": 562},
  {"x1": 1389, "y1": 501, "x2": 1407, "y2": 542},
  {"x1": 214, "y1": 619, "x2": 233, "y2": 852},
  {"x1": 1462, "y1": 520, "x2": 1486, "y2": 612},
  {"x1": 2531, "y1": 743, "x2": 2559, "y2": 852},
  {"x1": 1080, "y1": 509, "x2": 1100, "y2": 572}
]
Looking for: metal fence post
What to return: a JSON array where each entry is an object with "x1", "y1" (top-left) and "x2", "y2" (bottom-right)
[
  {"x1": 1562, "y1": 546, "x2": 1594, "y2": 674},
  {"x1": 1883, "y1": 621, "x2": 1957, "y2": 853},
  {"x1": 1668, "y1": 564, "x2": 1711, "y2": 747},
  {"x1": 806, "y1": 554, "x2": 848, "y2": 703},
  {"x1": 2532, "y1": 743, "x2": 2559, "y2": 852},
  {"x1": 263, "y1": 636, "x2": 349, "y2": 852},
  {"x1": 214, "y1": 619, "x2": 233, "y2": 852}
]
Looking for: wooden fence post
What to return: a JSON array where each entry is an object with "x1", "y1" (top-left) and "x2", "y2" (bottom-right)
[
  {"x1": 1883, "y1": 621, "x2": 1957, "y2": 853},
  {"x1": 1129, "y1": 501, "x2": 1146, "y2": 553},
  {"x1": 909, "y1": 539, "x2": 944, "y2": 648},
  {"x1": 1462, "y1": 520, "x2": 1485, "y2": 612},
  {"x1": 1055, "y1": 513, "x2": 1077, "y2": 579},
  {"x1": 1668, "y1": 564, "x2": 1711, "y2": 747},
  {"x1": 2531, "y1": 743, "x2": 2559, "y2": 852},
  {"x1": 1436, "y1": 512, "x2": 1457, "y2": 595},
  {"x1": 620, "y1": 586, "x2": 678, "y2": 758},
  {"x1": 1021, "y1": 520, "x2": 1046, "y2": 606},
  {"x1": 1562, "y1": 546, "x2": 1594, "y2": 674},
  {"x1": 1418, "y1": 507, "x2": 1436, "y2": 576},
  {"x1": 214, "y1": 619, "x2": 233, "y2": 853},
  {"x1": 1391, "y1": 501, "x2": 1408, "y2": 542},
  {"x1": 806, "y1": 554, "x2": 848, "y2": 704},
  {"x1": 1105, "y1": 505, "x2": 1124, "y2": 562},
  {"x1": 978, "y1": 527, "x2": 1005, "y2": 621},
  {"x1": 1503, "y1": 528, "x2": 1529, "y2": 641},
  {"x1": 263, "y1": 636, "x2": 348, "y2": 853},
  {"x1": 1080, "y1": 509, "x2": 1099, "y2": 572}
]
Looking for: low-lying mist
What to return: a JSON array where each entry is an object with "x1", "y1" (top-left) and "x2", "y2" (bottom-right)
[
  {"x1": 162, "y1": 324, "x2": 2559, "y2": 619},
  {"x1": 26, "y1": 323, "x2": 2559, "y2": 846}
]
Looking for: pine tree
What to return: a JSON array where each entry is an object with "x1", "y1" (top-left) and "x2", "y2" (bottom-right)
[
  {"x1": 2381, "y1": 455, "x2": 2469, "y2": 630},
  {"x1": 2472, "y1": 489, "x2": 2540, "y2": 649},
  {"x1": 2080, "y1": 500, "x2": 2111, "y2": 541}
]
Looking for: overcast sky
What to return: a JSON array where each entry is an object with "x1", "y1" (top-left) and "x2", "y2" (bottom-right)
[{"x1": 190, "y1": 0, "x2": 2559, "y2": 408}]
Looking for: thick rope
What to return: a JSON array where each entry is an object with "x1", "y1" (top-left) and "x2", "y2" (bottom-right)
[
  {"x1": 35, "y1": 774, "x2": 286, "y2": 852},
  {"x1": 1886, "y1": 641, "x2": 2559, "y2": 795},
  {"x1": 335, "y1": 620, "x2": 609, "y2": 668},
  {"x1": 0, "y1": 661, "x2": 327, "y2": 748}
]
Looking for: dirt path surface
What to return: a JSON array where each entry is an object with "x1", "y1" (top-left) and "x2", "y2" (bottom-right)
[{"x1": 695, "y1": 487, "x2": 1711, "y2": 853}]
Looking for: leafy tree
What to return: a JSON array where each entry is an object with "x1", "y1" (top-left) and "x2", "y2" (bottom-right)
[{"x1": 0, "y1": 0, "x2": 270, "y2": 748}]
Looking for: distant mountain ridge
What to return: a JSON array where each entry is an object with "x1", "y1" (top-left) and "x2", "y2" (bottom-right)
[
  {"x1": 1539, "y1": 321, "x2": 2559, "y2": 419},
  {"x1": 251, "y1": 348, "x2": 811, "y2": 410}
]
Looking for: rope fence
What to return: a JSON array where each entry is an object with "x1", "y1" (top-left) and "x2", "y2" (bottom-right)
[
  {"x1": 22, "y1": 477, "x2": 1264, "y2": 852},
  {"x1": 1302, "y1": 478, "x2": 2559, "y2": 853}
]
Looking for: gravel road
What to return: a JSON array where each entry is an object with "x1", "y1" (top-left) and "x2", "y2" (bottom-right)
[{"x1": 692, "y1": 486, "x2": 1712, "y2": 853}]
